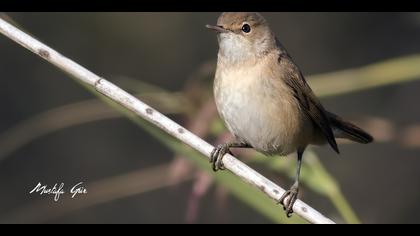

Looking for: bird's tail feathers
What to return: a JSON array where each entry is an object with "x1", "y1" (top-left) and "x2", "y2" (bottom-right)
[{"x1": 327, "y1": 111, "x2": 373, "y2": 144}]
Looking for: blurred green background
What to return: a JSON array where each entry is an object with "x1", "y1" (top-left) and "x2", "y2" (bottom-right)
[{"x1": 1, "y1": 12, "x2": 420, "y2": 224}]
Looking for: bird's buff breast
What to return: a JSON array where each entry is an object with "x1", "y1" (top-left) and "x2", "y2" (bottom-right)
[{"x1": 214, "y1": 62, "x2": 310, "y2": 156}]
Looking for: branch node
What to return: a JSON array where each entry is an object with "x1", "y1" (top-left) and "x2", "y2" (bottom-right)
[
  {"x1": 38, "y1": 48, "x2": 50, "y2": 59},
  {"x1": 94, "y1": 78, "x2": 104, "y2": 88},
  {"x1": 145, "y1": 108, "x2": 154, "y2": 115}
]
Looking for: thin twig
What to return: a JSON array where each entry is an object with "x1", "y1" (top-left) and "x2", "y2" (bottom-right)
[{"x1": 0, "y1": 18, "x2": 335, "y2": 224}]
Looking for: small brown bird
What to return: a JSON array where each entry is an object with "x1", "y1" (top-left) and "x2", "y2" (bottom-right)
[{"x1": 206, "y1": 12, "x2": 373, "y2": 217}]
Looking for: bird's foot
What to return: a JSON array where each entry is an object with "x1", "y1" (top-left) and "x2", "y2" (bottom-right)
[
  {"x1": 278, "y1": 186, "x2": 299, "y2": 217},
  {"x1": 210, "y1": 143, "x2": 232, "y2": 172}
]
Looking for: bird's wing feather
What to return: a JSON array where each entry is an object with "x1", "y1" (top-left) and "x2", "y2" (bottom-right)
[{"x1": 278, "y1": 52, "x2": 339, "y2": 153}]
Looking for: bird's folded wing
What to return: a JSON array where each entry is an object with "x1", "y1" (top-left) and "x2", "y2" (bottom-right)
[{"x1": 279, "y1": 54, "x2": 339, "y2": 153}]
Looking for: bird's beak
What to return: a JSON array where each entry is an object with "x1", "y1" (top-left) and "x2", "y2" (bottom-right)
[{"x1": 205, "y1": 24, "x2": 229, "y2": 33}]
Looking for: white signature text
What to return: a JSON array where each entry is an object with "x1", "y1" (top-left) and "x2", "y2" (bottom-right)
[{"x1": 29, "y1": 182, "x2": 88, "y2": 202}]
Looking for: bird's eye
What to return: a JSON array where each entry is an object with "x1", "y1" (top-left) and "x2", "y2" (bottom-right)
[{"x1": 241, "y1": 24, "x2": 251, "y2": 33}]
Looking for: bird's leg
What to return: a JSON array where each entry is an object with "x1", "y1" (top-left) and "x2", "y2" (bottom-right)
[
  {"x1": 278, "y1": 148, "x2": 304, "y2": 217},
  {"x1": 210, "y1": 142, "x2": 252, "y2": 172}
]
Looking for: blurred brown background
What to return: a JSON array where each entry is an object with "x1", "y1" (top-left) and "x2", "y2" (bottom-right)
[{"x1": 0, "y1": 12, "x2": 420, "y2": 224}]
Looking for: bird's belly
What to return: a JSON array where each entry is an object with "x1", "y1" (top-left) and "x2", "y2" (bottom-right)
[{"x1": 215, "y1": 71, "x2": 311, "y2": 156}]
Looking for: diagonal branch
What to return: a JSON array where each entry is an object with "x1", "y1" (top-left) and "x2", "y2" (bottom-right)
[{"x1": 0, "y1": 18, "x2": 335, "y2": 224}]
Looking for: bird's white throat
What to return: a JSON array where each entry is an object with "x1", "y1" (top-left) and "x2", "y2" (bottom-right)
[{"x1": 217, "y1": 33, "x2": 256, "y2": 65}]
